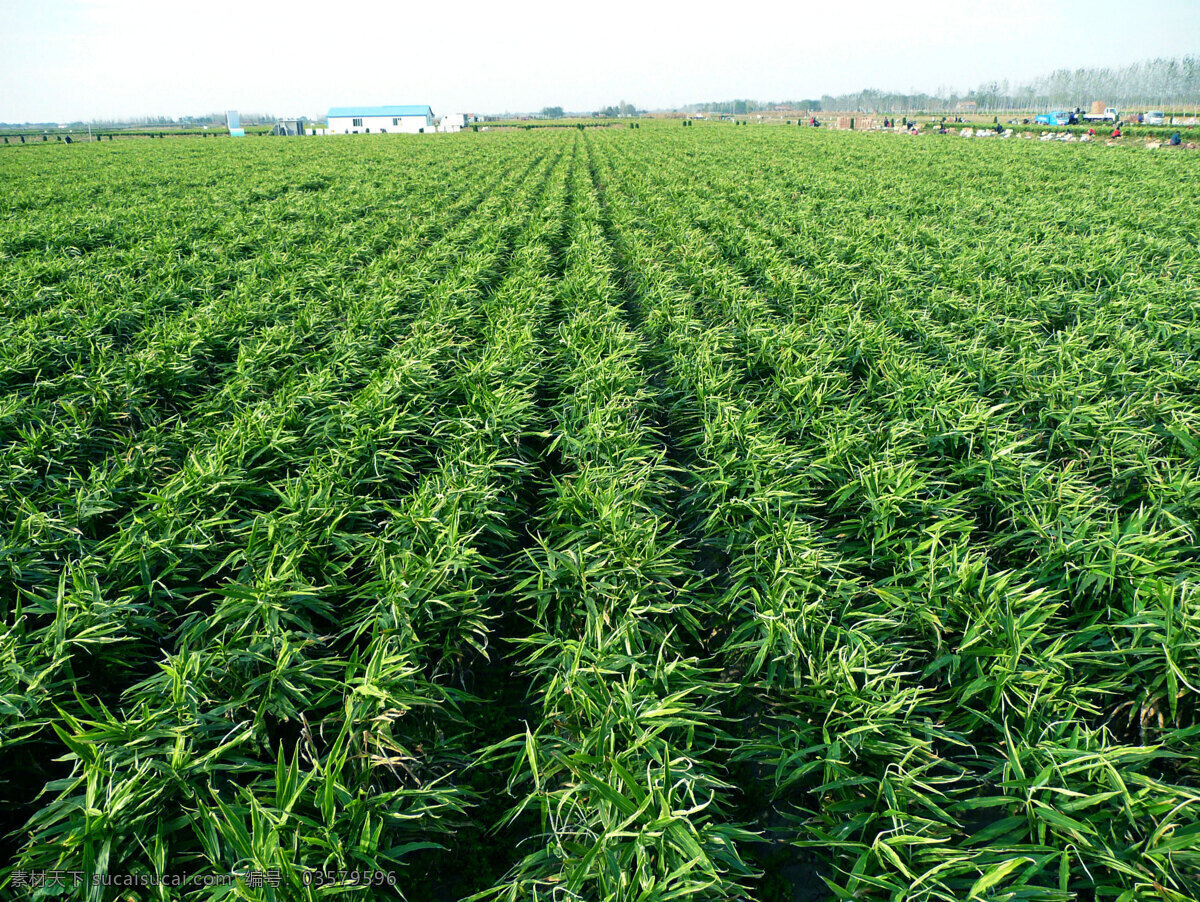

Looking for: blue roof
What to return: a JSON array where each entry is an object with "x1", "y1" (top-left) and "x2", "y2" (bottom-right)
[{"x1": 327, "y1": 105, "x2": 432, "y2": 118}]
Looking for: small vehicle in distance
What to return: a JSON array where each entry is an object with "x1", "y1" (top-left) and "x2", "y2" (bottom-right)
[
  {"x1": 1144, "y1": 111, "x2": 1166, "y2": 126},
  {"x1": 1082, "y1": 107, "x2": 1120, "y2": 123},
  {"x1": 1034, "y1": 111, "x2": 1071, "y2": 126}
]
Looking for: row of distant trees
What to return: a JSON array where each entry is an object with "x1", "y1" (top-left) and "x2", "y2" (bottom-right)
[
  {"x1": 116, "y1": 113, "x2": 279, "y2": 127},
  {"x1": 0, "y1": 112, "x2": 282, "y2": 130},
  {"x1": 820, "y1": 57, "x2": 1200, "y2": 113},
  {"x1": 538, "y1": 101, "x2": 642, "y2": 119},
  {"x1": 682, "y1": 99, "x2": 823, "y2": 114},
  {"x1": 675, "y1": 58, "x2": 1199, "y2": 116},
  {"x1": 598, "y1": 101, "x2": 641, "y2": 117}
]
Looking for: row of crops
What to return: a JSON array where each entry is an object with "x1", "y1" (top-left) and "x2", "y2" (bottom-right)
[{"x1": 1, "y1": 127, "x2": 1198, "y2": 901}]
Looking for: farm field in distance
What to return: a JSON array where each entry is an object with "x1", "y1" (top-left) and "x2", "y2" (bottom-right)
[{"x1": 1, "y1": 125, "x2": 1198, "y2": 901}]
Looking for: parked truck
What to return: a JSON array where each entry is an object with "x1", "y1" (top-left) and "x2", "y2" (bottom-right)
[{"x1": 1082, "y1": 105, "x2": 1120, "y2": 123}]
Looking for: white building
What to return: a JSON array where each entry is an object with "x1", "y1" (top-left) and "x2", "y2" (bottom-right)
[
  {"x1": 439, "y1": 113, "x2": 468, "y2": 133},
  {"x1": 327, "y1": 105, "x2": 435, "y2": 134}
]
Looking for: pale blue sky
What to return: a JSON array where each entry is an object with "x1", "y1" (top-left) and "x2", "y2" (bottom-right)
[{"x1": 1, "y1": 0, "x2": 1197, "y2": 121}]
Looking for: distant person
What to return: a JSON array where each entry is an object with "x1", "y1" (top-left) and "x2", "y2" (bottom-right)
[
  {"x1": 1137, "y1": 113, "x2": 1144, "y2": 124},
  {"x1": 1111, "y1": 126, "x2": 1121, "y2": 138},
  {"x1": 1170, "y1": 131, "x2": 1182, "y2": 146}
]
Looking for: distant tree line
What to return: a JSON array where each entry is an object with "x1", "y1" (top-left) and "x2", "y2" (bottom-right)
[
  {"x1": 0, "y1": 112, "x2": 283, "y2": 130},
  {"x1": 1015, "y1": 57, "x2": 1200, "y2": 110},
  {"x1": 675, "y1": 58, "x2": 1199, "y2": 116},
  {"x1": 818, "y1": 57, "x2": 1200, "y2": 113},
  {"x1": 682, "y1": 99, "x2": 823, "y2": 114},
  {"x1": 533, "y1": 102, "x2": 642, "y2": 118},
  {"x1": 597, "y1": 101, "x2": 641, "y2": 117}
]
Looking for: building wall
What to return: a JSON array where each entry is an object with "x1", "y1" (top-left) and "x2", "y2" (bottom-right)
[{"x1": 327, "y1": 114, "x2": 432, "y2": 134}]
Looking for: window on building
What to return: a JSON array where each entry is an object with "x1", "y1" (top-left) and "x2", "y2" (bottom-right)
[
  {"x1": 393, "y1": 118, "x2": 399, "y2": 126},
  {"x1": 352, "y1": 118, "x2": 363, "y2": 127}
]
